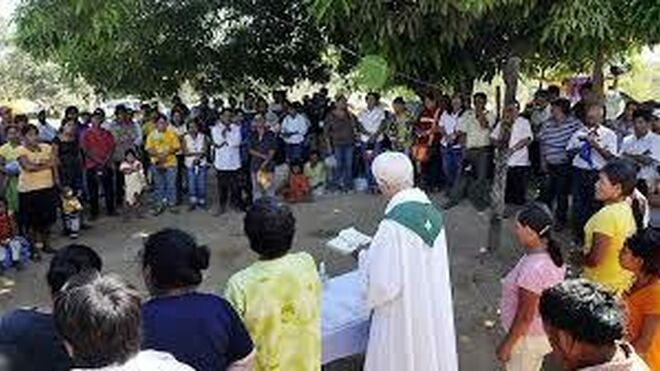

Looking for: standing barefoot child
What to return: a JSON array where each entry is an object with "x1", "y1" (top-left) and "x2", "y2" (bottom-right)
[
  {"x1": 497, "y1": 203, "x2": 566, "y2": 370},
  {"x1": 120, "y1": 149, "x2": 146, "y2": 219}
]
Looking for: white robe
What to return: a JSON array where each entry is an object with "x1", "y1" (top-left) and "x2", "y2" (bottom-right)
[{"x1": 360, "y1": 188, "x2": 458, "y2": 371}]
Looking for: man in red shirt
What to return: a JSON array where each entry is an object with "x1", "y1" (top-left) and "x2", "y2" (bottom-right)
[{"x1": 81, "y1": 109, "x2": 117, "y2": 219}]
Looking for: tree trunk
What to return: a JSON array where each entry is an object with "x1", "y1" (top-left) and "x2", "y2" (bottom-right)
[
  {"x1": 503, "y1": 56, "x2": 521, "y2": 105},
  {"x1": 592, "y1": 47, "x2": 605, "y2": 100}
]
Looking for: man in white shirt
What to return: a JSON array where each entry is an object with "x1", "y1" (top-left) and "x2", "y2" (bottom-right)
[
  {"x1": 280, "y1": 101, "x2": 308, "y2": 164},
  {"x1": 446, "y1": 92, "x2": 495, "y2": 211},
  {"x1": 566, "y1": 104, "x2": 617, "y2": 241},
  {"x1": 357, "y1": 92, "x2": 386, "y2": 191},
  {"x1": 439, "y1": 94, "x2": 465, "y2": 188},
  {"x1": 621, "y1": 109, "x2": 660, "y2": 195},
  {"x1": 212, "y1": 108, "x2": 242, "y2": 215},
  {"x1": 359, "y1": 152, "x2": 458, "y2": 371},
  {"x1": 37, "y1": 109, "x2": 57, "y2": 143},
  {"x1": 490, "y1": 103, "x2": 533, "y2": 206}
]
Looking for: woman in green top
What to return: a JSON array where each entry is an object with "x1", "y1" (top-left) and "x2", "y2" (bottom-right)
[
  {"x1": 0, "y1": 125, "x2": 22, "y2": 214},
  {"x1": 387, "y1": 97, "x2": 414, "y2": 153},
  {"x1": 225, "y1": 198, "x2": 321, "y2": 371}
]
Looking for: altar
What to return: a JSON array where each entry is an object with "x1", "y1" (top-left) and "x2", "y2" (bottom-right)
[{"x1": 321, "y1": 270, "x2": 371, "y2": 365}]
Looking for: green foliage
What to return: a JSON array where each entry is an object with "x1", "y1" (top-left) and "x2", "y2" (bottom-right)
[
  {"x1": 310, "y1": 0, "x2": 660, "y2": 93},
  {"x1": 14, "y1": 0, "x2": 331, "y2": 97},
  {"x1": 0, "y1": 14, "x2": 90, "y2": 109}
]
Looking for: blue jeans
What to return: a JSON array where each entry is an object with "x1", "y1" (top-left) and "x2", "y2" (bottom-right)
[
  {"x1": 334, "y1": 143, "x2": 354, "y2": 190},
  {"x1": 441, "y1": 146, "x2": 461, "y2": 188},
  {"x1": 358, "y1": 141, "x2": 383, "y2": 189},
  {"x1": 285, "y1": 143, "x2": 304, "y2": 164},
  {"x1": 151, "y1": 167, "x2": 177, "y2": 207},
  {"x1": 186, "y1": 166, "x2": 207, "y2": 205}
]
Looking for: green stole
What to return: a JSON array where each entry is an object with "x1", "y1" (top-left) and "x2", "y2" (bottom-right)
[{"x1": 384, "y1": 201, "x2": 444, "y2": 248}]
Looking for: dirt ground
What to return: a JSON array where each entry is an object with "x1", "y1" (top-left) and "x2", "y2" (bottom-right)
[{"x1": 0, "y1": 191, "x2": 537, "y2": 370}]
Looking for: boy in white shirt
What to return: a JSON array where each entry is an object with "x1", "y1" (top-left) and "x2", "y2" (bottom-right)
[
  {"x1": 620, "y1": 109, "x2": 660, "y2": 195},
  {"x1": 490, "y1": 103, "x2": 533, "y2": 206}
]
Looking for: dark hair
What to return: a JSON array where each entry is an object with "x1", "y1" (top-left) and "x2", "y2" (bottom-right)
[
  {"x1": 633, "y1": 108, "x2": 654, "y2": 123},
  {"x1": 534, "y1": 89, "x2": 550, "y2": 100},
  {"x1": 124, "y1": 149, "x2": 137, "y2": 159},
  {"x1": 625, "y1": 101, "x2": 639, "y2": 110},
  {"x1": 366, "y1": 92, "x2": 380, "y2": 101},
  {"x1": 547, "y1": 85, "x2": 561, "y2": 98},
  {"x1": 626, "y1": 228, "x2": 660, "y2": 276},
  {"x1": 13, "y1": 114, "x2": 28, "y2": 124},
  {"x1": 21, "y1": 124, "x2": 38, "y2": 137},
  {"x1": 47, "y1": 244, "x2": 103, "y2": 295},
  {"x1": 580, "y1": 82, "x2": 594, "y2": 93},
  {"x1": 142, "y1": 228, "x2": 209, "y2": 291},
  {"x1": 517, "y1": 203, "x2": 564, "y2": 267},
  {"x1": 4, "y1": 124, "x2": 18, "y2": 136},
  {"x1": 54, "y1": 273, "x2": 141, "y2": 368},
  {"x1": 600, "y1": 160, "x2": 638, "y2": 198},
  {"x1": 244, "y1": 198, "x2": 295, "y2": 259},
  {"x1": 220, "y1": 107, "x2": 234, "y2": 116},
  {"x1": 551, "y1": 98, "x2": 571, "y2": 116},
  {"x1": 539, "y1": 279, "x2": 624, "y2": 346},
  {"x1": 114, "y1": 104, "x2": 128, "y2": 115},
  {"x1": 64, "y1": 106, "x2": 79, "y2": 116},
  {"x1": 473, "y1": 92, "x2": 487, "y2": 101},
  {"x1": 393, "y1": 97, "x2": 405, "y2": 105},
  {"x1": 92, "y1": 108, "x2": 105, "y2": 118}
]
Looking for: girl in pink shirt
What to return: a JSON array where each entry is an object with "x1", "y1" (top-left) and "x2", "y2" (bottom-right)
[{"x1": 497, "y1": 203, "x2": 566, "y2": 370}]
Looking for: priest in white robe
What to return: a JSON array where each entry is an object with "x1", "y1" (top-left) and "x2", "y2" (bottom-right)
[{"x1": 359, "y1": 151, "x2": 458, "y2": 371}]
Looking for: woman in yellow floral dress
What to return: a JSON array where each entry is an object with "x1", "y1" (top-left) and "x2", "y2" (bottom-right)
[{"x1": 225, "y1": 198, "x2": 321, "y2": 371}]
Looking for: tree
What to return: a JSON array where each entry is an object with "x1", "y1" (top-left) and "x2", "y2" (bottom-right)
[
  {"x1": 14, "y1": 0, "x2": 331, "y2": 97},
  {"x1": 309, "y1": 0, "x2": 660, "y2": 101},
  {"x1": 0, "y1": 15, "x2": 91, "y2": 110}
]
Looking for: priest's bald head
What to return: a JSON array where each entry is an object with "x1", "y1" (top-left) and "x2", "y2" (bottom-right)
[{"x1": 372, "y1": 152, "x2": 415, "y2": 198}]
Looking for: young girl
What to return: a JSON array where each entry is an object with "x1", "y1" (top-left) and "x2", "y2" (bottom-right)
[
  {"x1": 620, "y1": 228, "x2": 660, "y2": 370},
  {"x1": 582, "y1": 160, "x2": 639, "y2": 295},
  {"x1": 497, "y1": 203, "x2": 565, "y2": 370},
  {"x1": 183, "y1": 119, "x2": 208, "y2": 210},
  {"x1": 120, "y1": 149, "x2": 146, "y2": 218},
  {"x1": 60, "y1": 186, "x2": 83, "y2": 239},
  {"x1": 282, "y1": 164, "x2": 310, "y2": 203}
]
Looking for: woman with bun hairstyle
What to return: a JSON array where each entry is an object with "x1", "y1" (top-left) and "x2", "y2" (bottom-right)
[{"x1": 141, "y1": 228, "x2": 255, "y2": 371}]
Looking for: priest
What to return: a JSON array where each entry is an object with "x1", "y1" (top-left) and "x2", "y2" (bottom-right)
[{"x1": 359, "y1": 151, "x2": 458, "y2": 371}]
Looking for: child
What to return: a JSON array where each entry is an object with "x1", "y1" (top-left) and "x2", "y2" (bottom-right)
[
  {"x1": 497, "y1": 203, "x2": 565, "y2": 370},
  {"x1": 120, "y1": 149, "x2": 147, "y2": 218},
  {"x1": 61, "y1": 186, "x2": 83, "y2": 238},
  {"x1": 0, "y1": 199, "x2": 29, "y2": 271},
  {"x1": 620, "y1": 228, "x2": 660, "y2": 370},
  {"x1": 282, "y1": 164, "x2": 310, "y2": 203},
  {"x1": 183, "y1": 119, "x2": 208, "y2": 210},
  {"x1": 304, "y1": 151, "x2": 326, "y2": 197}
]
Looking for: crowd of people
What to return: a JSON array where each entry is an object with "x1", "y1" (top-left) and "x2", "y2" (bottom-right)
[{"x1": 0, "y1": 82, "x2": 659, "y2": 370}]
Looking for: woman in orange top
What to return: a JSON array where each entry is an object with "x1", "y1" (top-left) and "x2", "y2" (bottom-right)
[
  {"x1": 620, "y1": 227, "x2": 660, "y2": 370},
  {"x1": 282, "y1": 164, "x2": 310, "y2": 203}
]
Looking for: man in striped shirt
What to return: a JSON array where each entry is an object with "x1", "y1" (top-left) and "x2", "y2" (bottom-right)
[{"x1": 537, "y1": 98, "x2": 583, "y2": 229}]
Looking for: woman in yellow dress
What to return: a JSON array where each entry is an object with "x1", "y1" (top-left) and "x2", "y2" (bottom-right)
[
  {"x1": 582, "y1": 160, "x2": 639, "y2": 294},
  {"x1": 225, "y1": 198, "x2": 321, "y2": 371}
]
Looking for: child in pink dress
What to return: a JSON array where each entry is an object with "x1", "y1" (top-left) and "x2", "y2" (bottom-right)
[{"x1": 497, "y1": 203, "x2": 566, "y2": 370}]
